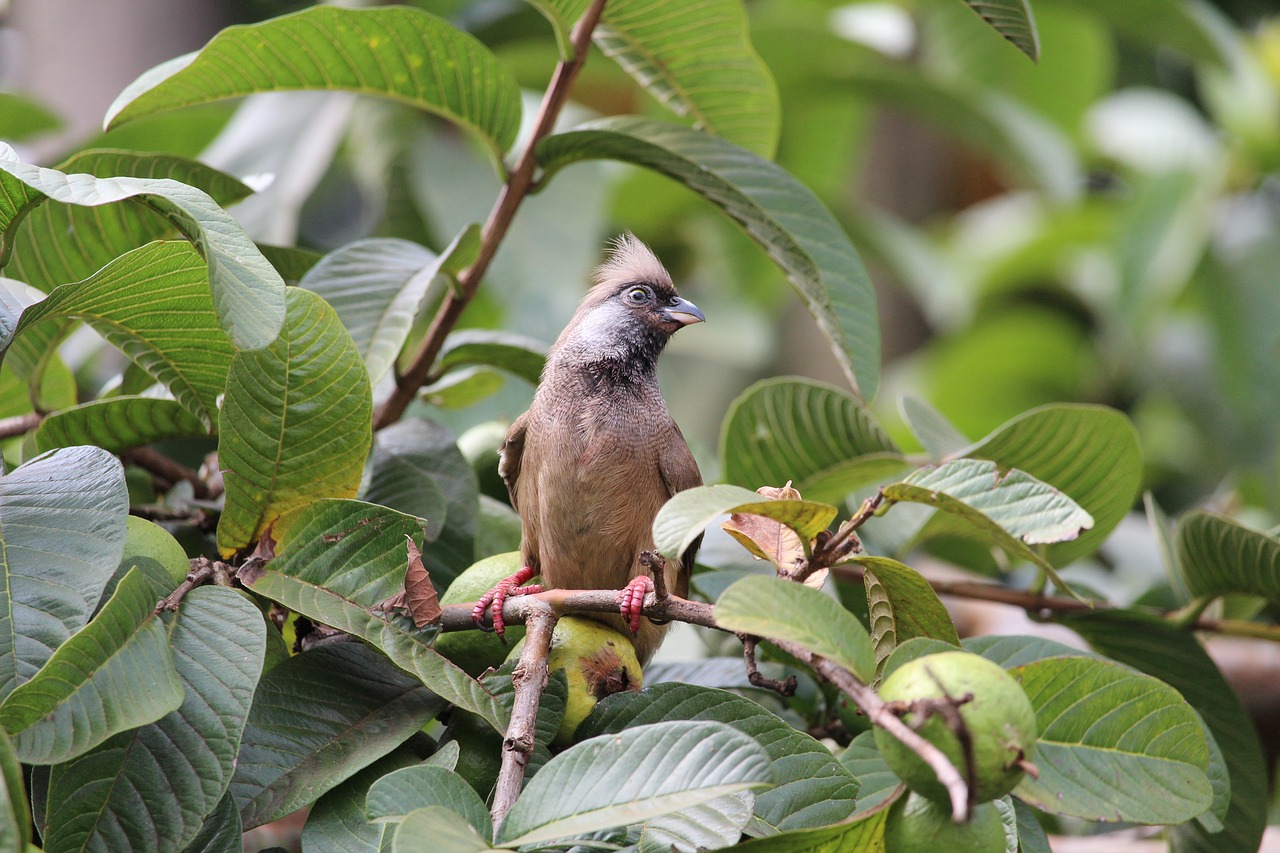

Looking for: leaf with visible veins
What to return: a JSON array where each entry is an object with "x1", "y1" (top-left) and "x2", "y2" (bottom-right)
[
  {"x1": 404, "y1": 537, "x2": 441, "y2": 628},
  {"x1": 721, "y1": 484, "x2": 827, "y2": 588}
]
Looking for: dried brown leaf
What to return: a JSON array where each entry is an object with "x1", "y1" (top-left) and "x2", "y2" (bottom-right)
[
  {"x1": 722, "y1": 483, "x2": 812, "y2": 578},
  {"x1": 405, "y1": 535, "x2": 442, "y2": 627}
]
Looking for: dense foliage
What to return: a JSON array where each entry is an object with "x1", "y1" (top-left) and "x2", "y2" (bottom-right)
[{"x1": 1, "y1": 0, "x2": 1278, "y2": 850}]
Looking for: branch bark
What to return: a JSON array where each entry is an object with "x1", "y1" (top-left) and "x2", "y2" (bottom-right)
[
  {"x1": 445, "y1": 587, "x2": 972, "y2": 822},
  {"x1": 122, "y1": 446, "x2": 211, "y2": 499},
  {"x1": 491, "y1": 602, "x2": 558, "y2": 826},
  {"x1": 373, "y1": 0, "x2": 608, "y2": 430},
  {"x1": 0, "y1": 412, "x2": 42, "y2": 440}
]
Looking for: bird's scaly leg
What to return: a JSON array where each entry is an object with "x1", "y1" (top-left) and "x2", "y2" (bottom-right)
[
  {"x1": 471, "y1": 566, "x2": 543, "y2": 639},
  {"x1": 616, "y1": 575, "x2": 654, "y2": 635}
]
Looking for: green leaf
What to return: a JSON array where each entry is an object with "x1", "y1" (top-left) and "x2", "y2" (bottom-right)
[
  {"x1": 0, "y1": 568, "x2": 183, "y2": 764},
  {"x1": 538, "y1": 118, "x2": 880, "y2": 400},
  {"x1": 300, "y1": 228, "x2": 481, "y2": 385},
  {"x1": 301, "y1": 750, "x2": 420, "y2": 853},
  {"x1": 422, "y1": 366, "x2": 505, "y2": 409},
  {"x1": 0, "y1": 728, "x2": 29, "y2": 851},
  {"x1": 1175, "y1": 511, "x2": 1280, "y2": 603},
  {"x1": 394, "y1": 806, "x2": 499, "y2": 853},
  {"x1": 366, "y1": 765, "x2": 491, "y2": 838},
  {"x1": 714, "y1": 575, "x2": 875, "y2": 682},
  {"x1": 956, "y1": 404, "x2": 1142, "y2": 566},
  {"x1": 1059, "y1": 0, "x2": 1231, "y2": 67},
  {"x1": 366, "y1": 419, "x2": 479, "y2": 591},
  {"x1": 230, "y1": 643, "x2": 444, "y2": 829},
  {"x1": 579, "y1": 682, "x2": 859, "y2": 832},
  {"x1": 183, "y1": 794, "x2": 242, "y2": 853},
  {"x1": 836, "y1": 731, "x2": 900, "y2": 817},
  {"x1": 0, "y1": 446, "x2": 127, "y2": 698},
  {"x1": 271, "y1": 499, "x2": 428, "y2": 608},
  {"x1": 963, "y1": 634, "x2": 1096, "y2": 668},
  {"x1": 598, "y1": 0, "x2": 779, "y2": 157},
  {"x1": 114, "y1": 516, "x2": 190, "y2": 597},
  {"x1": 856, "y1": 556, "x2": 959, "y2": 674},
  {"x1": 725, "y1": 805, "x2": 888, "y2": 852},
  {"x1": 887, "y1": 458, "x2": 1091, "y2": 594},
  {"x1": 0, "y1": 144, "x2": 284, "y2": 350},
  {"x1": 1012, "y1": 797, "x2": 1052, "y2": 853},
  {"x1": 33, "y1": 396, "x2": 210, "y2": 454},
  {"x1": 898, "y1": 395, "x2": 971, "y2": 461},
  {"x1": 962, "y1": 0, "x2": 1040, "y2": 61},
  {"x1": 43, "y1": 587, "x2": 265, "y2": 852},
  {"x1": 0, "y1": 93, "x2": 62, "y2": 141},
  {"x1": 640, "y1": 792, "x2": 753, "y2": 852},
  {"x1": 1010, "y1": 655, "x2": 1213, "y2": 824},
  {"x1": 1063, "y1": 611, "x2": 1267, "y2": 853},
  {"x1": 891, "y1": 458, "x2": 1094, "y2": 544},
  {"x1": 720, "y1": 378, "x2": 906, "y2": 503},
  {"x1": 4, "y1": 241, "x2": 231, "y2": 427},
  {"x1": 106, "y1": 6, "x2": 522, "y2": 162},
  {"x1": 523, "y1": 0, "x2": 778, "y2": 157},
  {"x1": 653, "y1": 483, "x2": 838, "y2": 563},
  {"x1": 217, "y1": 288, "x2": 372, "y2": 555},
  {"x1": 5, "y1": 149, "x2": 252, "y2": 296},
  {"x1": 497, "y1": 720, "x2": 773, "y2": 846},
  {"x1": 437, "y1": 329, "x2": 547, "y2": 386},
  {"x1": 242, "y1": 568, "x2": 505, "y2": 731}
]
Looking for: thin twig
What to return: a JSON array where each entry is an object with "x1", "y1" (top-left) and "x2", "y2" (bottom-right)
[
  {"x1": 373, "y1": 0, "x2": 609, "y2": 430},
  {"x1": 123, "y1": 447, "x2": 210, "y2": 499},
  {"x1": 155, "y1": 557, "x2": 227, "y2": 612},
  {"x1": 833, "y1": 563, "x2": 1280, "y2": 642},
  {"x1": 0, "y1": 412, "x2": 41, "y2": 439},
  {"x1": 491, "y1": 602, "x2": 557, "y2": 827},
  {"x1": 769, "y1": 637, "x2": 970, "y2": 822},
  {"x1": 741, "y1": 635, "x2": 797, "y2": 696}
]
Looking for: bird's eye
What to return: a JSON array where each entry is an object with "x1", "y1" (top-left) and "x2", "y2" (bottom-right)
[{"x1": 626, "y1": 287, "x2": 650, "y2": 304}]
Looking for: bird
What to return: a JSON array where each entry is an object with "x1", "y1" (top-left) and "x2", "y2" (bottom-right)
[{"x1": 471, "y1": 233, "x2": 704, "y2": 664}]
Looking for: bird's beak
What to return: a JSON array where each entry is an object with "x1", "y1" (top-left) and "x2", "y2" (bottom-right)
[{"x1": 662, "y1": 296, "x2": 705, "y2": 327}]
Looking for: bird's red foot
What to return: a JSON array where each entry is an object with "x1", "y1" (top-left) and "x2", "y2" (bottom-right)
[
  {"x1": 616, "y1": 575, "x2": 655, "y2": 635},
  {"x1": 471, "y1": 566, "x2": 542, "y2": 639}
]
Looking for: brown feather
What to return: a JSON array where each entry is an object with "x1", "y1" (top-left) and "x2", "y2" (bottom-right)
[{"x1": 501, "y1": 234, "x2": 703, "y2": 663}]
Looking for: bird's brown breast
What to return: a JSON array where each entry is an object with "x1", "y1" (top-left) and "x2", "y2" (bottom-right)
[{"x1": 519, "y1": 380, "x2": 672, "y2": 592}]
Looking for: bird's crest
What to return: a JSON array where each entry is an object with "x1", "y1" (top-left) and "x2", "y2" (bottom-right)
[{"x1": 592, "y1": 232, "x2": 673, "y2": 292}]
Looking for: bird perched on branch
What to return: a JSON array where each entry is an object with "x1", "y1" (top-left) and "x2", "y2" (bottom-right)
[{"x1": 472, "y1": 234, "x2": 704, "y2": 664}]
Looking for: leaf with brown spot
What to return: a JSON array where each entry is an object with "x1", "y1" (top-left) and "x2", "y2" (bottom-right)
[{"x1": 404, "y1": 536, "x2": 441, "y2": 628}]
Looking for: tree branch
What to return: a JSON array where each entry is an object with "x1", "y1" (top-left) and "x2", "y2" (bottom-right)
[
  {"x1": 122, "y1": 446, "x2": 211, "y2": 499},
  {"x1": 491, "y1": 601, "x2": 557, "y2": 827},
  {"x1": 373, "y1": 0, "x2": 608, "y2": 430},
  {"x1": 0, "y1": 412, "x2": 41, "y2": 440},
  {"x1": 443, "y1": 587, "x2": 971, "y2": 822},
  {"x1": 830, "y1": 563, "x2": 1280, "y2": 641}
]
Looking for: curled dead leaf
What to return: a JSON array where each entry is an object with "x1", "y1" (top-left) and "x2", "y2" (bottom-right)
[
  {"x1": 404, "y1": 536, "x2": 442, "y2": 627},
  {"x1": 722, "y1": 483, "x2": 826, "y2": 586}
]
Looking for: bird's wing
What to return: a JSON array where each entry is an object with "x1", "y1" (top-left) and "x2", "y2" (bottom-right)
[
  {"x1": 657, "y1": 421, "x2": 703, "y2": 599},
  {"x1": 499, "y1": 411, "x2": 529, "y2": 512}
]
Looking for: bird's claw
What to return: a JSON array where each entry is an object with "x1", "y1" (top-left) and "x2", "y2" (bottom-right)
[
  {"x1": 471, "y1": 566, "x2": 542, "y2": 639},
  {"x1": 616, "y1": 575, "x2": 655, "y2": 635}
]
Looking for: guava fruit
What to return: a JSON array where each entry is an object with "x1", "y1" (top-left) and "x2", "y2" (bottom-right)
[
  {"x1": 524, "y1": 616, "x2": 643, "y2": 746},
  {"x1": 883, "y1": 792, "x2": 1006, "y2": 853},
  {"x1": 874, "y1": 650, "x2": 1036, "y2": 804}
]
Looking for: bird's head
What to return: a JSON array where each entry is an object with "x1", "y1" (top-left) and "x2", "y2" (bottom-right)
[{"x1": 553, "y1": 234, "x2": 704, "y2": 372}]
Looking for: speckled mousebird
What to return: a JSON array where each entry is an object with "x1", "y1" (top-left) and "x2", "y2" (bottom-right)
[{"x1": 471, "y1": 233, "x2": 704, "y2": 664}]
